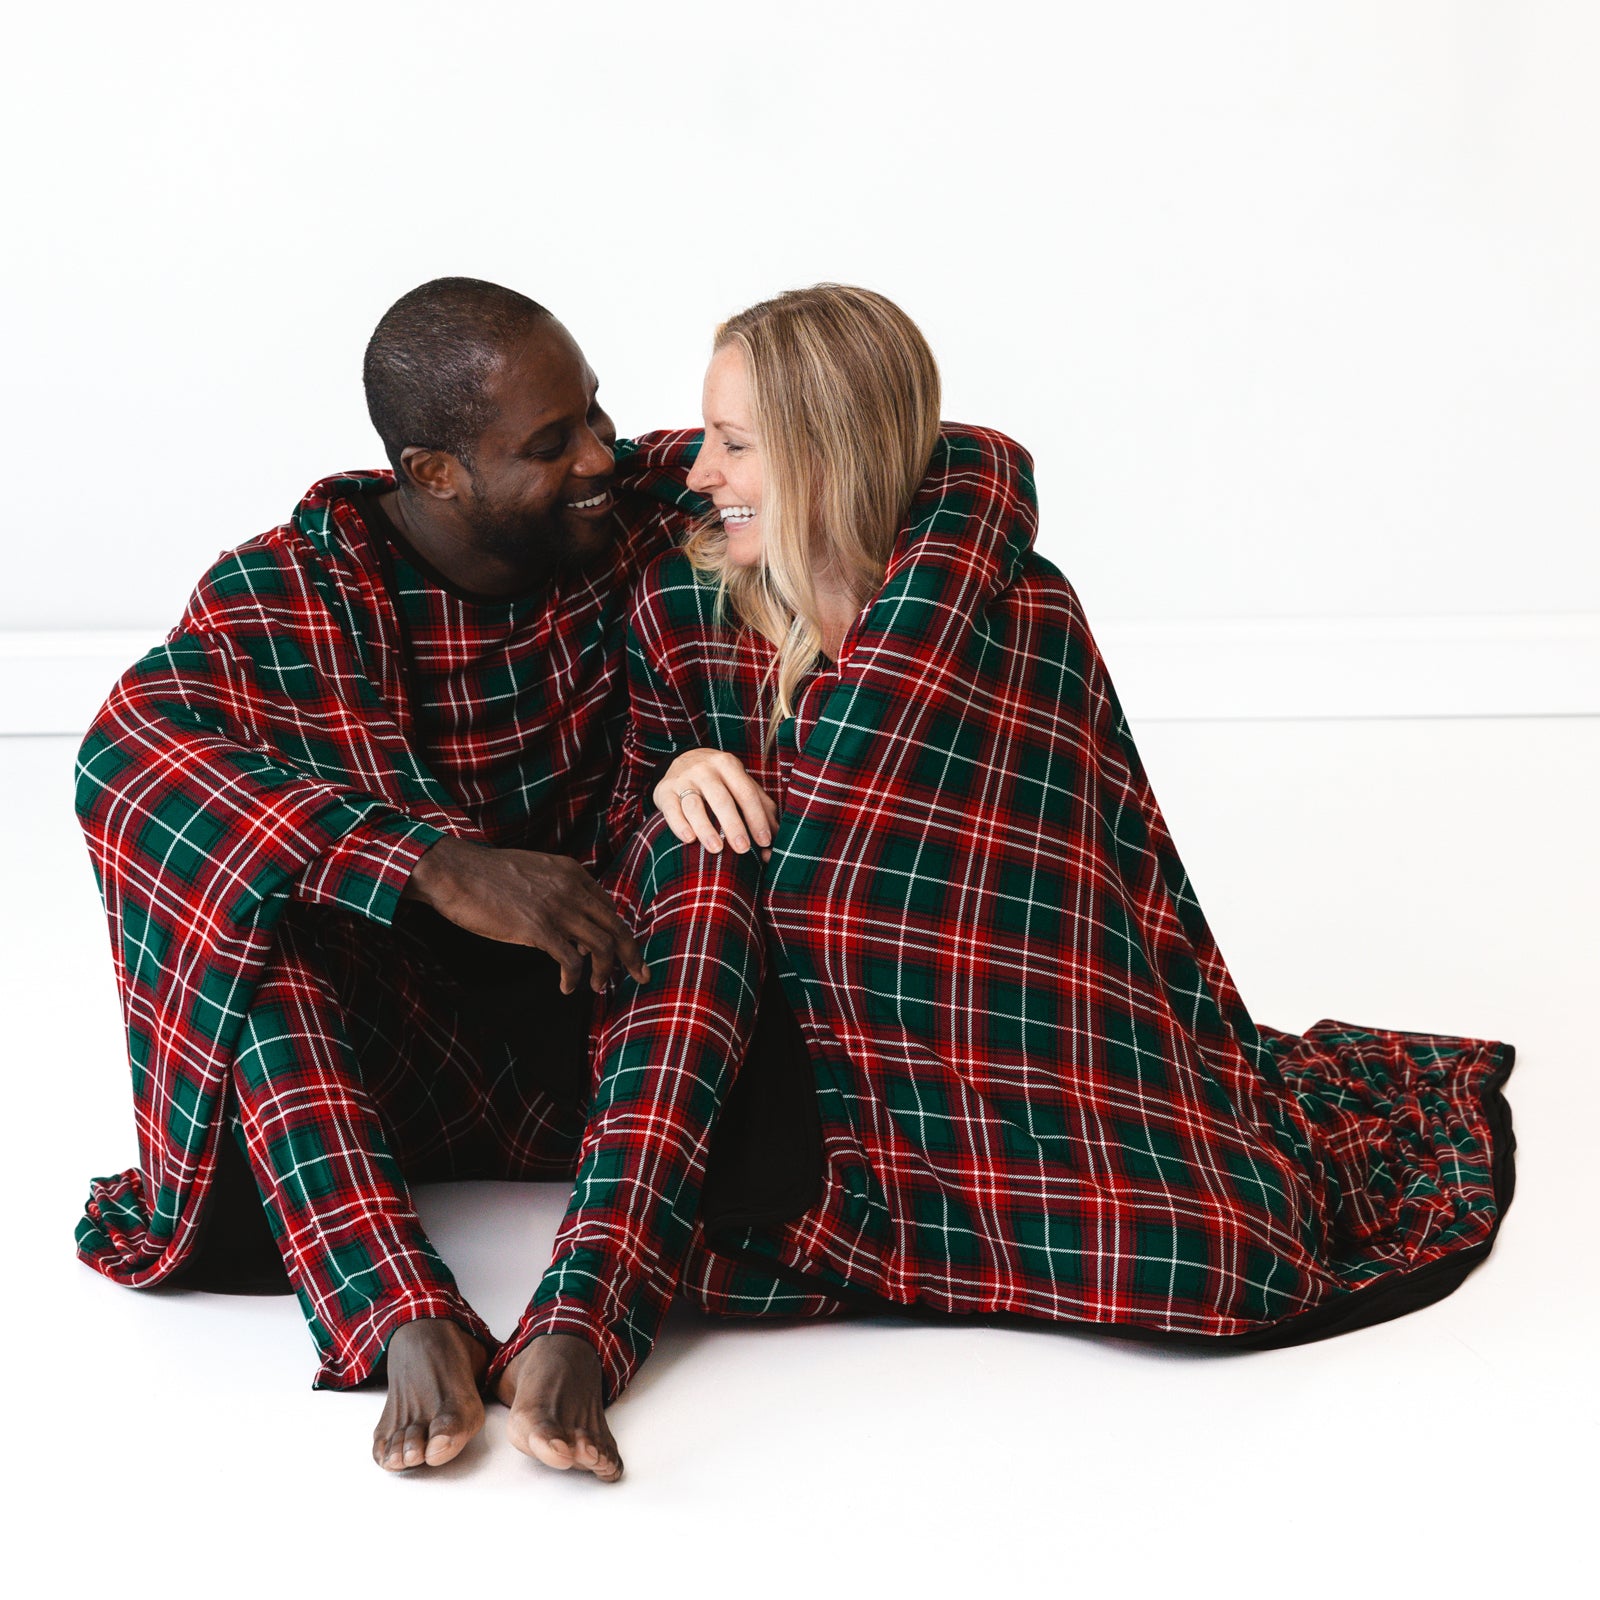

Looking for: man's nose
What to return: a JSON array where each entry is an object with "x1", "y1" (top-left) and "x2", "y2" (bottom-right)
[{"x1": 573, "y1": 426, "x2": 614, "y2": 478}]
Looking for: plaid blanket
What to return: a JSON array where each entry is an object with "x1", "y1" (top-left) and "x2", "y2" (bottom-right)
[
  {"x1": 74, "y1": 471, "x2": 672, "y2": 1288},
  {"x1": 603, "y1": 425, "x2": 1517, "y2": 1340}
]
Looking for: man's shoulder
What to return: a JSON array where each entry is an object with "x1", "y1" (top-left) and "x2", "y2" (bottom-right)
[
  {"x1": 179, "y1": 524, "x2": 320, "y2": 637},
  {"x1": 178, "y1": 470, "x2": 391, "y2": 637},
  {"x1": 191, "y1": 523, "x2": 303, "y2": 597}
]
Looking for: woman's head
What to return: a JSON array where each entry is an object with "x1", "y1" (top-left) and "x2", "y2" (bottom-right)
[{"x1": 684, "y1": 284, "x2": 941, "y2": 732}]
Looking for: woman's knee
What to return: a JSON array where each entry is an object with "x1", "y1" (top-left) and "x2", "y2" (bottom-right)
[{"x1": 630, "y1": 810, "x2": 765, "y2": 913}]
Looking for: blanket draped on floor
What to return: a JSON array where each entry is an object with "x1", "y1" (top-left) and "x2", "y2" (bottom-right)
[
  {"x1": 73, "y1": 471, "x2": 671, "y2": 1287},
  {"x1": 609, "y1": 425, "x2": 1516, "y2": 1341}
]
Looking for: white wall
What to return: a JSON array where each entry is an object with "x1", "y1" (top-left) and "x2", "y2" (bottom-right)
[{"x1": 5, "y1": 2, "x2": 1596, "y2": 660}]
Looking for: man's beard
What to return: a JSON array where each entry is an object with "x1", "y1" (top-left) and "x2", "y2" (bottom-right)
[{"x1": 465, "y1": 479, "x2": 614, "y2": 581}]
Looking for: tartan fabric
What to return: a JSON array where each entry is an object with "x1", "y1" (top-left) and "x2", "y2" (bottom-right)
[
  {"x1": 74, "y1": 469, "x2": 674, "y2": 1291},
  {"x1": 231, "y1": 899, "x2": 585, "y2": 1386},
  {"x1": 488, "y1": 816, "x2": 844, "y2": 1400},
  {"x1": 494, "y1": 424, "x2": 1515, "y2": 1396}
]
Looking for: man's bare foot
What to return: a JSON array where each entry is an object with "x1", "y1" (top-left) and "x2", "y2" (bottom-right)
[
  {"x1": 372, "y1": 1318, "x2": 489, "y2": 1472},
  {"x1": 497, "y1": 1333, "x2": 623, "y2": 1482}
]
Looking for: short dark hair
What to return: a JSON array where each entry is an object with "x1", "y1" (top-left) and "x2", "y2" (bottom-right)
[{"x1": 363, "y1": 277, "x2": 552, "y2": 479}]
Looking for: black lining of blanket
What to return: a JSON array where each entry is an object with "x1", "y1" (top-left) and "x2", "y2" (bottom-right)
[
  {"x1": 699, "y1": 951, "x2": 824, "y2": 1237},
  {"x1": 706, "y1": 1041, "x2": 1520, "y2": 1348}
]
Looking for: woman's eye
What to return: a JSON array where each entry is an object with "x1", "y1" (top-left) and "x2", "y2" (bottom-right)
[{"x1": 725, "y1": 443, "x2": 746, "y2": 454}]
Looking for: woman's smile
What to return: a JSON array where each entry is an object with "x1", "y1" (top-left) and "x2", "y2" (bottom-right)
[{"x1": 687, "y1": 344, "x2": 765, "y2": 565}]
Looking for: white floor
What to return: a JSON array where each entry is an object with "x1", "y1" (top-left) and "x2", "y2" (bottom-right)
[{"x1": 5, "y1": 718, "x2": 1595, "y2": 1599}]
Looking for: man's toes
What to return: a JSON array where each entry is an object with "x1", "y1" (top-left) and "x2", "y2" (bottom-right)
[
  {"x1": 565, "y1": 1427, "x2": 623, "y2": 1481},
  {"x1": 508, "y1": 1408, "x2": 577, "y2": 1469},
  {"x1": 530, "y1": 1433, "x2": 577, "y2": 1471},
  {"x1": 423, "y1": 1412, "x2": 472, "y2": 1467}
]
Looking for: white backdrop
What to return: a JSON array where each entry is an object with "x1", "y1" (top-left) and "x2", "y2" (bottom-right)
[
  {"x1": 7, "y1": 0, "x2": 1596, "y2": 642},
  {"x1": 7, "y1": 9, "x2": 1598, "y2": 1585}
]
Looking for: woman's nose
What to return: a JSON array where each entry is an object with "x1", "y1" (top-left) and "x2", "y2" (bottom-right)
[{"x1": 686, "y1": 451, "x2": 718, "y2": 492}]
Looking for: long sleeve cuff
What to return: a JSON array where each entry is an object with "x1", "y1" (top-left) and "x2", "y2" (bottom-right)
[{"x1": 294, "y1": 808, "x2": 447, "y2": 927}]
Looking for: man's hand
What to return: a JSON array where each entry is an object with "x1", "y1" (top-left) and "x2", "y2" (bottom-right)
[
  {"x1": 654, "y1": 749, "x2": 778, "y2": 860},
  {"x1": 402, "y1": 837, "x2": 649, "y2": 995}
]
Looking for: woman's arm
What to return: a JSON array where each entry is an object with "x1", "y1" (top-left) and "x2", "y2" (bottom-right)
[{"x1": 604, "y1": 553, "x2": 778, "y2": 860}]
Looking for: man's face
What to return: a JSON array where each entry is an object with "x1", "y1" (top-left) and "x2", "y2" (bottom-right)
[{"x1": 453, "y1": 319, "x2": 618, "y2": 569}]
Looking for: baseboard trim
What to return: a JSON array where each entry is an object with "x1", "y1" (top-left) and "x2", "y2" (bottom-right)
[
  {"x1": 2, "y1": 615, "x2": 1596, "y2": 736},
  {"x1": 1085, "y1": 612, "x2": 1600, "y2": 722}
]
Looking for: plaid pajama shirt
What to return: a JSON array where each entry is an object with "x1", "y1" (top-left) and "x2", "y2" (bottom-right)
[
  {"x1": 491, "y1": 425, "x2": 1517, "y2": 1403},
  {"x1": 75, "y1": 469, "x2": 675, "y2": 1384}
]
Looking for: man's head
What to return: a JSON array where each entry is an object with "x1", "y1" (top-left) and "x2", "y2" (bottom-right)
[{"x1": 363, "y1": 278, "x2": 617, "y2": 568}]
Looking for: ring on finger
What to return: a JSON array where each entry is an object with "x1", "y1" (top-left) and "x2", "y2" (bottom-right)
[{"x1": 676, "y1": 787, "x2": 701, "y2": 801}]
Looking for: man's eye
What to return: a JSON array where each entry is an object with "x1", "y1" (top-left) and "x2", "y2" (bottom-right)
[{"x1": 529, "y1": 443, "x2": 565, "y2": 461}]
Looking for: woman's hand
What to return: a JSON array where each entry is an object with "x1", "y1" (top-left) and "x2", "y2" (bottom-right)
[{"x1": 654, "y1": 748, "x2": 778, "y2": 859}]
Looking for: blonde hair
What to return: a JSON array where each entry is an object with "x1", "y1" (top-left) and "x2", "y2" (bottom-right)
[{"x1": 683, "y1": 284, "x2": 941, "y2": 747}]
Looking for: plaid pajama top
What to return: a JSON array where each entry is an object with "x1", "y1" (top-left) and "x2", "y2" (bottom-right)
[{"x1": 352, "y1": 491, "x2": 624, "y2": 855}]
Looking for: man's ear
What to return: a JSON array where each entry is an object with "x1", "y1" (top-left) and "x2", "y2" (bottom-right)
[{"x1": 400, "y1": 446, "x2": 466, "y2": 501}]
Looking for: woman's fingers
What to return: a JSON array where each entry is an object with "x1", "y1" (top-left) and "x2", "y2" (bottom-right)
[
  {"x1": 709, "y1": 773, "x2": 780, "y2": 854},
  {"x1": 727, "y1": 770, "x2": 775, "y2": 848},
  {"x1": 652, "y1": 749, "x2": 783, "y2": 856},
  {"x1": 678, "y1": 788, "x2": 727, "y2": 853},
  {"x1": 701, "y1": 778, "x2": 754, "y2": 852},
  {"x1": 653, "y1": 777, "x2": 699, "y2": 845},
  {"x1": 727, "y1": 758, "x2": 779, "y2": 836}
]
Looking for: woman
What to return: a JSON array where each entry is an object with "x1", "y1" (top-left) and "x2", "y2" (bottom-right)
[{"x1": 488, "y1": 285, "x2": 1516, "y2": 1481}]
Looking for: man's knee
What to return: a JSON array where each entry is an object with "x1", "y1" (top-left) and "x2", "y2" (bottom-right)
[{"x1": 233, "y1": 901, "x2": 386, "y2": 1098}]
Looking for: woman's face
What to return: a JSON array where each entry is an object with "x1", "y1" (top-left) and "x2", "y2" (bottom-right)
[{"x1": 686, "y1": 342, "x2": 764, "y2": 568}]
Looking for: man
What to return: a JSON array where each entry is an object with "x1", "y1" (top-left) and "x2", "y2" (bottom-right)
[{"x1": 75, "y1": 277, "x2": 686, "y2": 1471}]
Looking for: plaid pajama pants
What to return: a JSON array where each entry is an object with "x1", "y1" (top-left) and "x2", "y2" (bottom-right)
[
  {"x1": 488, "y1": 815, "x2": 844, "y2": 1402},
  {"x1": 226, "y1": 897, "x2": 590, "y2": 1388}
]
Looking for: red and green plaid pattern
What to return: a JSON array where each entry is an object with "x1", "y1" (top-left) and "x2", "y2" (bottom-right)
[
  {"x1": 74, "y1": 471, "x2": 674, "y2": 1294},
  {"x1": 232, "y1": 900, "x2": 585, "y2": 1385},
  {"x1": 489, "y1": 815, "x2": 844, "y2": 1399},
  {"x1": 496, "y1": 425, "x2": 1515, "y2": 1395}
]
